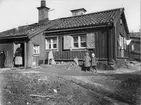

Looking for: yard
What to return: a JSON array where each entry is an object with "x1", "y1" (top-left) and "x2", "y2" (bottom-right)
[{"x1": 0, "y1": 63, "x2": 141, "y2": 105}]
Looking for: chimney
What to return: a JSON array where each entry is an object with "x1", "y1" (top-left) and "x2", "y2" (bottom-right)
[
  {"x1": 70, "y1": 8, "x2": 87, "y2": 16},
  {"x1": 37, "y1": 0, "x2": 50, "y2": 23}
]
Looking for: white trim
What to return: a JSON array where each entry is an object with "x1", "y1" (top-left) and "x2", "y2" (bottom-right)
[
  {"x1": 132, "y1": 44, "x2": 134, "y2": 51},
  {"x1": 72, "y1": 35, "x2": 86, "y2": 49},
  {"x1": 45, "y1": 36, "x2": 58, "y2": 50},
  {"x1": 33, "y1": 44, "x2": 40, "y2": 55}
]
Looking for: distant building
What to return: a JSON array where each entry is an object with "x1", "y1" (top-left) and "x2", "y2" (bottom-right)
[
  {"x1": 129, "y1": 32, "x2": 141, "y2": 61},
  {"x1": 0, "y1": 0, "x2": 130, "y2": 69}
]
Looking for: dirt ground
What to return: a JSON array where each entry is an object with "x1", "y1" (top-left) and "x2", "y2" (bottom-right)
[{"x1": 0, "y1": 63, "x2": 141, "y2": 105}]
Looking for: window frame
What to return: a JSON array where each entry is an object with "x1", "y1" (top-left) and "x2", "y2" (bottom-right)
[
  {"x1": 45, "y1": 36, "x2": 58, "y2": 50},
  {"x1": 72, "y1": 35, "x2": 86, "y2": 49},
  {"x1": 131, "y1": 44, "x2": 134, "y2": 51},
  {"x1": 119, "y1": 34, "x2": 127, "y2": 50},
  {"x1": 33, "y1": 44, "x2": 40, "y2": 55}
]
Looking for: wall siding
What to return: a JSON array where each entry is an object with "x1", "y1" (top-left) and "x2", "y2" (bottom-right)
[
  {"x1": 27, "y1": 33, "x2": 46, "y2": 66},
  {"x1": 116, "y1": 18, "x2": 129, "y2": 58}
]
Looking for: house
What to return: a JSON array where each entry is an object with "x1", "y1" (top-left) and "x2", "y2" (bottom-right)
[
  {"x1": 129, "y1": 32, "x2": 141, "y2": 61},
  {"x1": 0, "y1": 0, "x2": 130, "y2": 68}
]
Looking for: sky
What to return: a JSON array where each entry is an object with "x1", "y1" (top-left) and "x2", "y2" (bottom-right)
[{"x1": 0, "y1": 0, "x2": 140, "y2": 32}]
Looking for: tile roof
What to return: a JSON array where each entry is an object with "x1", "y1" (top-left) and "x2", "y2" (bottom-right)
[
  {"x1": 46, "y1": 8, "x2": 123, "y2": 31},
  {"x1": 0, "y1": 8, "x2": 123, "y2": 39}
]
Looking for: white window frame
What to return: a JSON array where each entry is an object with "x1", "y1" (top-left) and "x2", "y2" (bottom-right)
[
  {"x1": 33, "y1": 45, "x2": 40, "y2": 55},
  {"x1": 72, "y1": 35, "x2": 86, "y2": 49},
  {"x1": 119, "y1": 34, "x2": 126, "y2": 50},
  {"x1": 45, "y1": 36, "x2": 58, "y2": 50},
  {"x1": 131, "y1": 44, "x2": 134, "y2": 51}
]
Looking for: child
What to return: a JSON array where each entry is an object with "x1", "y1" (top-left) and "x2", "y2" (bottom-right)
[
  {"x1": 83, "y1": 52, "x2": 91, "y2": 72},
  {"x1": 91, "y1": 53, "x2": 98, "y2": 73}
]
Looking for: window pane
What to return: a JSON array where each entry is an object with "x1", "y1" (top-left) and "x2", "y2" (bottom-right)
[
  {"x1": 80, "y1": 36, "x2": 86, "y2": 42},
  {"x1": 80, "y1": 35, "x2": 86, "y2": 47},
  {"x1": 46, "y1": 37, "x2": 58, "y2": 49},
  {"x1": 81, "y1": 42, "x2": 86, "y2": 47},
  {"x1": 49, "y1": 44, "x2": 51, "y2": 49},
  {"x1": 73, "y1": 36, "x2": 78, "y2": 43},
  {"x1": 73, "y1": 36, "x2": 79, "y2": 48},
  {"x1": 52, "y1": 37, "x2": 57, "y2": 43},
  {"x1": 53, "y1": 44, "x2": 57, "y2": 48},
  {"x1": 47, "y1": 38, "x2": 51, "y2": 44},
  {"x1": 33, "y1": 45, "x2": 40, "y2": 54},
  {"x1": 74, "y1": 43, "x2": 79, "y2": 47}
]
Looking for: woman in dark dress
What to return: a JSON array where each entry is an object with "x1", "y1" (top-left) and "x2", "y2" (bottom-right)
[
  {"x1": 0, "y1": 51, "x2": 5, "y2": 68},
  {"x1": 13, "y1": 44, "x2": 23, "y2": 67}
]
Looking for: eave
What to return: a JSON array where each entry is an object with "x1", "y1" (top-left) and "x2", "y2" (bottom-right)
[
  {"x1": 0, "y1": 34, "x2": 28, "y2": 40},
  {"x1": 44, "y1": 23, "x2": 113, "y2": 34}
]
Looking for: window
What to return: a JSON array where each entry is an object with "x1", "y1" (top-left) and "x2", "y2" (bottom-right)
[
  {"x1": 118, "y1": 34, "x2": 126, "y2": 50},
  {"x1": 46, "y1": 37, "x2": 58, "y2": 50},
  {"x1": 120, "y1": 19, "x2": 123, "y2": 25},
  {"x1": 33, "y1": 45, "x2": 40, "y2": 55},
  {"x1": 132, "y1": 45, "x2": 134, "y2": 51},
  {"x1": 72, "y1": 35, "x2": 86, "y2": 48},
  {"x1": 80, "y1": 35, "x2": 87, "y2": 47},
  {"x1": 73, "y1": 36, "x2": 79, "y2": 48}
]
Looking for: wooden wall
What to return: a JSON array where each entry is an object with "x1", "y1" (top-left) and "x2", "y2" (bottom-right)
[
  {"x1": 95, "y1": 30, "x2": 108, "y2": 59},
  {"x1": 45, "y1": 28, "x2": 108, "y2": 62},
  {"x1": 107, "y1": 26, "x2": 115, "y2": 61},
  {"x1": 27, "y1": 32, "x2": 46, "y2": 67},
  {"x1": 116, "y1": 17, "x2": 129, "y2": 58}
]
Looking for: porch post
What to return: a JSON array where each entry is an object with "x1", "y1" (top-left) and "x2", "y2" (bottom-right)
[
  {"x1": 106, "y1": 25, "x2": 114, "y2": 65},
  {"x1": 24, "y1": 42, "x2": 27, "y2": 68}
]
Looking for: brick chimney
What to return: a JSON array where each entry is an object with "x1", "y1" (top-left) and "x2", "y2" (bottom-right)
[
  {"x1": 37, "y1": 0, "x2": 50, "y2": 23},
  {"x1": 70, "y1": 8, "x2": 87, "y2": 16}
]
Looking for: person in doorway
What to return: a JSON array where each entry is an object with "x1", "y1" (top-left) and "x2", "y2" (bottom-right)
[
  {"x1": 14, "y1": 44, "x2": 23, "y2": 67},
  {"x1": 91, "y1": 53, "x2": 98, "y2": 73},
  {"x1": 1, "y1": 51, "x2": 6, "y2": 68},
  {"x1": 83, "y1": 52, "x2": 91, "y2": 72}
]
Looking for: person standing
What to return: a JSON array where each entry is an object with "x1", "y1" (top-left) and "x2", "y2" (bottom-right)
[
  {"x1": 14, "y1": 44, "x2": 23, "y2": 67},
  {"x1": 83, "y1": 52, "x2": 91, "y2": 72},
  {"x1": 91, "y1": 53, "x2": 98, "y2": 73},
  {"x1": 1, "y1": 51, "x2": 5, "y2": 68}
]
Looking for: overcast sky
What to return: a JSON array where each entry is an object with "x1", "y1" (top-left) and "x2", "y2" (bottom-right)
[{"x1": 0, "y1": 0, "x2": 140, "y2": 32}]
